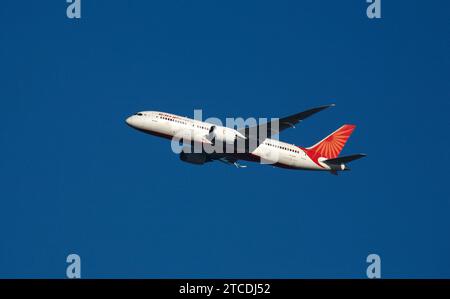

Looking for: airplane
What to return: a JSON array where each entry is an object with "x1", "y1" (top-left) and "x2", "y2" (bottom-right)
[{"x1": 125, "y1": 104, "x2": 366, "y2": 174}]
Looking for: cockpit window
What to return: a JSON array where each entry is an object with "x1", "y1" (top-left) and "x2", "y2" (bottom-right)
[{"x1": 136, "y1": 113, "x2": 143, "y2": 116}]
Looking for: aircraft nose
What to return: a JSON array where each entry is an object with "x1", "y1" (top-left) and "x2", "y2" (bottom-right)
[{"x1": 126, "y1": 116, "x2": 135, "y2": 127}]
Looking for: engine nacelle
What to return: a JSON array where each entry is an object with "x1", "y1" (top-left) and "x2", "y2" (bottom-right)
[
  {"x1": 208, "y1": 126, "x2": 240, "y2": 145},
  {"x1": 179, "y1": 151, "x2": 207, "y2": 165}
]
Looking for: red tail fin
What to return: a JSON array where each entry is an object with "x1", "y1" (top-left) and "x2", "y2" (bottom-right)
[{"x1": 307, "y1": 125, "x2": 356, "y2": 159}]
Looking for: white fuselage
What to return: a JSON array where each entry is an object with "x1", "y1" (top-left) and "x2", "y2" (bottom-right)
[{"x1": 126, "y1": 111, "x2": 333, "y2": 171}]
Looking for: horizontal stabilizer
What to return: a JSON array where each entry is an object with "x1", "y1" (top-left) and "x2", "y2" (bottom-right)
[{"x1": 323, "y1": 154, "x2": 367, "y2": 165}]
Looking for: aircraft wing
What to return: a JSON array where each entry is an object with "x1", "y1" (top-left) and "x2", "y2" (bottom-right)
[{"x1": 237, "y1": 104, "x2": 335, "y2": 139}]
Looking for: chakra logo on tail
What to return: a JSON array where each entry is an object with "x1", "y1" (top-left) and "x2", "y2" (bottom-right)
[{"x1": 307, "y1": 125, "x2": 356, "y2": 159}]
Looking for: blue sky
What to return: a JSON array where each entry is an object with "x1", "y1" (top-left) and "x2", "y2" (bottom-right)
[{"x1": 0, "y1": 1, "x2": 449, "y2": 278}]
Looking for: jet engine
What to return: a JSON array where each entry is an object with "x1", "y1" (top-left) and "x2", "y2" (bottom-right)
[
  {"x1": 179, "y1": 152, "x2": 207, "y2": 165},
  {"x1": 207, "y1": 126, "x2": 247, "y2": 145}
]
